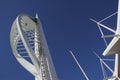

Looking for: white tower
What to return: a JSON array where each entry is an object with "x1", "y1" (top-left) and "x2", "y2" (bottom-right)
[
  {"x1": 91, "y1": 0, "x2": 120, "y2": 79},
  {"x1": 10, "y1": 14, "x2": 58, "y2": 80},
  {"x1": 102, "y1": 0, "x2": 120, "y2": 79}
]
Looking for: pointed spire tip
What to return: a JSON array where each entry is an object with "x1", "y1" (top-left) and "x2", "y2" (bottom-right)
[{"x1": 36, "y1": 13, "x2": 39, "y2": 19}]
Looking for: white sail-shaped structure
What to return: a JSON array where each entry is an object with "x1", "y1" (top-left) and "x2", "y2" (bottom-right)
[{"x1": 10, "y1": 14, "x2": 58, "y2": 80}]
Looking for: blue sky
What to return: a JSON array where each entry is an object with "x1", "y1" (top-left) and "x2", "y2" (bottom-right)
[{"x1": 0, "y1": 0, "x2": 118, "y2": 80}]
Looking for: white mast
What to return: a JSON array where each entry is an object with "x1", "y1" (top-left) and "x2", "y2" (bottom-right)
[
  {"x1": 91, "y1": 0, "x2": 120, "y2": 79},
  {"x1": 113, "y1": 0, "x2": 120, "y2": 78}
]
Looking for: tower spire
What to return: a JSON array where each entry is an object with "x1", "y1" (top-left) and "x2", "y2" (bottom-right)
[{"x1": 10, "y1": 14, "x2": 58, "y2": 80}]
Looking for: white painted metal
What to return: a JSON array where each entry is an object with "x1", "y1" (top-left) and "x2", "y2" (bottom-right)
[
  {"x1": 10, "y1": 14, "x2": 58, "y2": 80},
  {"x1": 102, "y1": 0, "x2": 120, "y2": 56},
  {"x1": 90, "y1": 19, "x2": 108, "y2": 46},
  {"x1": 90, "y1": 19, "x2": 115, "y2": 33},
  {"x1": 101, "y1": 0, "x2": 120, "y2": 78},
  {"x1": 94, "y1": 52, "x2": 114, "y2": 73},
  {"x1": 94, "y1": 52, "x2": 117, "y2": 80},
  {"x1": 101, "y1": 35, "x2": 120, "y2": 38},
  {"x1": 69, "y1": 50, "x2": 89, "y2": 80},
  {"x1": 99, "y1": 12, "x2": 117, "y2": 23},
  {"x1": 91, "y1": 0, "x2": 120, "y2": 79},
  {"x1": 97, "y1": 24, "x2": 108, "y2": 46},
  {"x1": 36, "y1": 14, "x2": 58, "y2": 80}
]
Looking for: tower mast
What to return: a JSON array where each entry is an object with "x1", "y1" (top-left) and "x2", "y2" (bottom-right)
[{"x1": 91, "y1": 0, "x2": 120, "y2": 79}]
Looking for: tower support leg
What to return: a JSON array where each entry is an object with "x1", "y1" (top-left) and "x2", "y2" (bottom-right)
[
  {"x1": 113, "y1": 54, "x2": 120, "y2": 79},
  {"x1": 35, "y1": 76, "x2": 42, "y2": 80}
]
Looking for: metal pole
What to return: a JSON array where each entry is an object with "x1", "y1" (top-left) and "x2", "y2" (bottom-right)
[{"x1": 69, "y1": 50, "x2": 89, "y2": 80}]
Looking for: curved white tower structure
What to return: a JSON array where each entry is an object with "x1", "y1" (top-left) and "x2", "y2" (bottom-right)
[{"x1": 10, "y1": 14, "x2": 58, "y2": 80}]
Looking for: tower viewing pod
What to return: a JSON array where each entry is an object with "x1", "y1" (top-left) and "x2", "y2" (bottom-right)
[{"x1": 10, "y1": 14, "x2": 58, "y2": 80}]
